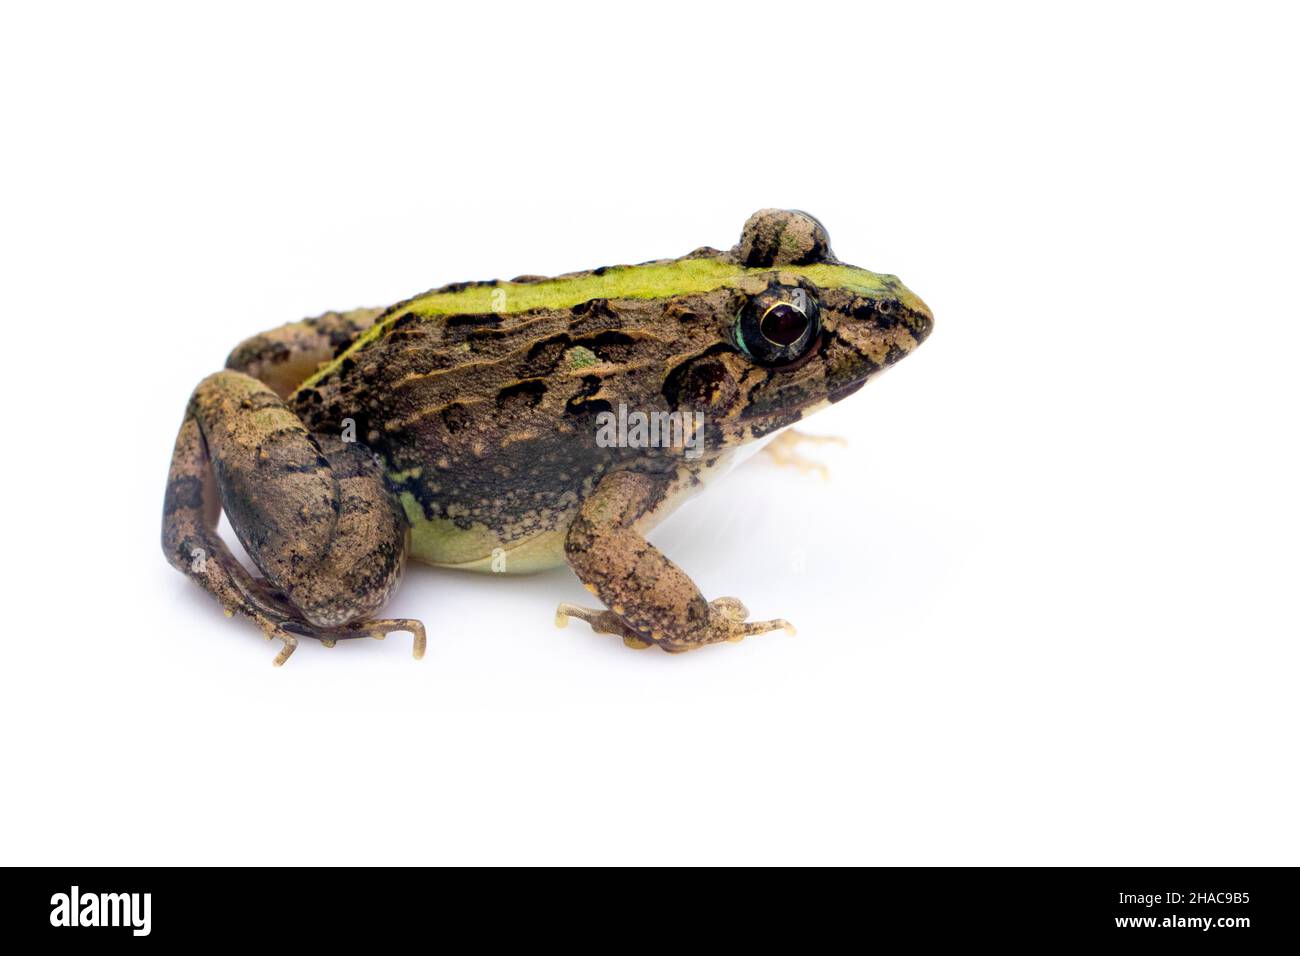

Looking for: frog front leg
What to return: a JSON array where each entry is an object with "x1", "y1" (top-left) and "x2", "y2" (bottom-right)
[
  {"x1": 162, "y1": 370, "x2": 424, "y2": 665},
  {"x1": 557, "y1": 469, "x2": 794, "y2": 652}
]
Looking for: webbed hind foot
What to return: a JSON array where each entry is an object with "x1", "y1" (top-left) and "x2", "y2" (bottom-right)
[{"x1": 228, "y1": 577, "x2": 427, "y2": 665}]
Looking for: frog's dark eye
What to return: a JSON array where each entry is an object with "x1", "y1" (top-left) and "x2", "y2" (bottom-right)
[{"x1": 734, "y1": 285, "x2": 821, "y2": 367}]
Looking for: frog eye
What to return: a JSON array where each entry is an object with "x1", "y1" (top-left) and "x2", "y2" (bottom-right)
[{"x1": 734, "y1": 285, "x2": 822, "y2": 367}]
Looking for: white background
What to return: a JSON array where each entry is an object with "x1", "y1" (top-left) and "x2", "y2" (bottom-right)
[{"x1": 2, "y1": 2, "x2": 1296, "y2": 865}]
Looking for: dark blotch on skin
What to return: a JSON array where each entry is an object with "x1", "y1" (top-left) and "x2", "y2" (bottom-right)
[
  {"x1": 662, "y1": 345, "x2": 738, "y2": 411},
  {"x1": 577, "y1": 330, "x2": 637, "y2": 363},
  {"x1": 568, "y1": 299, "x2": 622, "y2": 336},
  {"x1": 526, "y1": 333, "x2": 573, "y2": 373},
  {"x1": 163, "y1": 475, "x2": 205, "y2": 514},
  {"x1": 565, "y1": 375, "x2": 610, "y2": 417},
  {"x1": 496, "y1": 379, "x2": 547, "y2": 408},
  {"x1": 751, "y1": 409, "x2": 801, "y2": 439},
  {"x1": 852, "y1": 301, "x2": 897, "y2": 329},
  {"x1": 441, "y1": 403, "x2": 470, "y2": 434},
  {"x1": 884, "y1": 343, "x2": 909, "y2": 365},
  {"x1": 446, "y1": 313, "x2": 503, "y2": 329}
]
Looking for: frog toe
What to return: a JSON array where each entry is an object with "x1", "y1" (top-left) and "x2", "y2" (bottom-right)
[
  {"x1": 555, "y1": 602, "x2": 654, "y2": 649},
  {"x1": 556, "y1": 602, "x2": 620, "y2": 634},
  {"x1": 271, "y1": 633, "x2": 299, "y2": 667},
  {"x1": 280, "y1": 616, "x2": 428, "y2": 661}
]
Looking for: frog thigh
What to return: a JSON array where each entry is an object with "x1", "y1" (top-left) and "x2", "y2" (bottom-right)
[
  {"x1": 163, "y1": 370, "x2": 419, "y2": 663},
  {"x1": 225, "y1": 307, "x2": 384, "y2": 398}
]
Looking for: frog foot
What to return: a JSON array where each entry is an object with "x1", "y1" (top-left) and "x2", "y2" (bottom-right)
[
  {"x1": 555, "y1": 603, "x2": 654, "y2": 649},
  {"x1": 680, "y1": 597, "x2": 796, "y2": 652},
  {"x1": 279, "y1": 617, "x2": 428, "y2": 664},
  {"x1": 364, "y1": 619, "x2": 429, "y2": 661},
  {"x1": 762, "y1": 429, "x2": 847, "y2": 480},
  {"x1": 229, "y1": 575, "x2": 427, "y2": 665},
  {"x1": 555, "y1": 597, "x2": 794, "y2": 652},
  {"x1": 235, "y1": 607, "x2": 301, "y2": 667}
]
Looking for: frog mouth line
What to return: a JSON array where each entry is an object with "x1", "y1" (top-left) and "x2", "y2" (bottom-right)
[{"x1": 829, "y1": 377, "x2": 868, "y2": 403}]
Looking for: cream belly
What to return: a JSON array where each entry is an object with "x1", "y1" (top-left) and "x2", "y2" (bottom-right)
[
  {"x1": 419, "y1": 526, "x2": 570, "y2": 574},
  {"x1": 397, "y1": 493, "x2": 569, "y2": 574}
]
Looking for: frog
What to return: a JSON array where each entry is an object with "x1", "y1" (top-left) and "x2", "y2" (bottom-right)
[{"x1": 162, "y1": 209, "x2": 933, "y2": 665}]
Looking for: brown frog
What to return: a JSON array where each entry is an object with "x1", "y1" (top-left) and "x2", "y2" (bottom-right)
[{"x1": 162, "y1": 209, "x2": 933, "y2": 664}]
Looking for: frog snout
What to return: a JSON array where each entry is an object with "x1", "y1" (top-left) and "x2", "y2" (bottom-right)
[{"x1": 908, "y1": 300, "x2": 935, "y2": 344}]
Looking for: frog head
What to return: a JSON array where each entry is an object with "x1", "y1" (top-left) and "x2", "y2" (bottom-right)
[{"x1": 663, "y1": 209, "x2": 934, "y2": 449}]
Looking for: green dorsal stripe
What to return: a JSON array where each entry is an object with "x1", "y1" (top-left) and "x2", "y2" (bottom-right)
[{"x1": 295, "y1": 259, "x2": 903, "y2": 393}]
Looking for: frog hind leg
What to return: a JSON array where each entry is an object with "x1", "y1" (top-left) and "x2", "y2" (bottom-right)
[
  {"x1": 162, "y1": 370, "x2": 424, "y2": 665},
  {"x1": 557, "y1": 469, "x2": 795, "y2": 653},
  {"x1": 224, "y1": 307, "x2": 383, "y2": 398}
]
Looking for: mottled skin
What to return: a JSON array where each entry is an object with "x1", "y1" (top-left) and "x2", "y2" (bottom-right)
[{"x1": 162, "y1": 210, "x2": 933, "y2": 664}]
